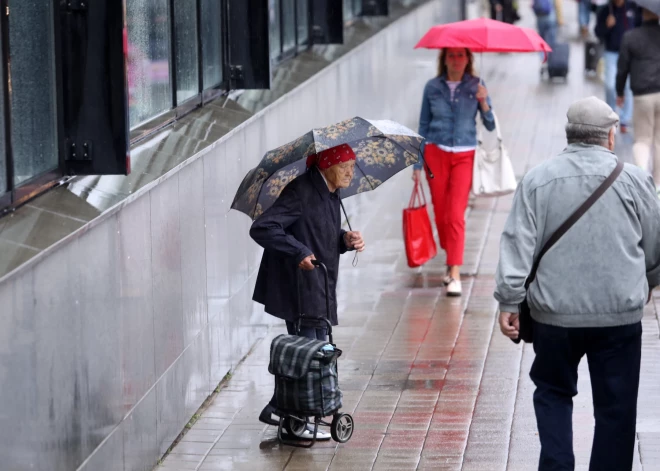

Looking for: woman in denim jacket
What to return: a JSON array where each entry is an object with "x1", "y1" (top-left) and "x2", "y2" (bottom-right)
[{"x1": 413, "y1": 48, "x2": 495, "y2": 296}]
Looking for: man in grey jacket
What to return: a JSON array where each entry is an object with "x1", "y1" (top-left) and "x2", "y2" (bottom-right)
[
  {"x1": 495, "y1": 96, "x2": 660, "y2": 471},
  {"x1": 616, "y1": 7, "x2": 660, "y2": 189}
]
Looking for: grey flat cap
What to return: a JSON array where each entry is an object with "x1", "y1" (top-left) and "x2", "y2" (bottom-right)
[{"x1": 567, "y1": 96, "x2": 619, "y2": 129}]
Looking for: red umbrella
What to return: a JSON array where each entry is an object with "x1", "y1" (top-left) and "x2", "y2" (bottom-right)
[{"x1": 415, "y1": 18, "x2": 552, "y2": 53}]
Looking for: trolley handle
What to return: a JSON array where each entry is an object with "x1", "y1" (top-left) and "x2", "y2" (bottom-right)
[{"x1": 296, "y1": 259, "x2": 333, "y2": 343}]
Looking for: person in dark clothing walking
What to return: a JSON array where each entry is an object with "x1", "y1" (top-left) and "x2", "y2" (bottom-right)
[
  {"x1": 250, "y1": 144, "x2": 365, "y2": 436},
  {"x1": 490, "y1": 0, "x2": 520, "y2": 23},
  {"x1": 616, "y1": 8, "x2": 660, "y2": 189},
  {"x1": 595, "y1": 0, "x2": 636, "y2": 131}
]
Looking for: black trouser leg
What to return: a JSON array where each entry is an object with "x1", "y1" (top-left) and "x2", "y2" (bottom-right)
[
  {"x1": 586, "y1": 322, "x2": 642, "y2": 471},
  {"x1": 285, "y1": 320, "x2": 327, "y2": 340},
  {"x1": 530, "y1": 321, "x2": 584, "y2": 471}
]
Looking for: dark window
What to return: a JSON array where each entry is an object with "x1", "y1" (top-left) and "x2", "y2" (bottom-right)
[
  {"x1": 344, "y1": 0, "x2": 353, "y2": 21},
  {"x1": 9, "y1": 0, "x2": 58, "y2": 185},
  {"x1": 311, "y1": 0, "x2": 344, "y2": 44},
  {"x1": 174, "y1": 0, "x2": 199, "y2": 104},
  {"x1": 297, "y1": 0, "x2": 309, "y2": 46},
  {"x1": 0, "y1": 30, "x2": 5, "y2": 196},
  {"x1": 353, "y1": 0, "x2": 363, "y2": 16},
  {"x1": 126, "y1": 0, "x2": 173, "y2": 128},
  {"x1": 59, "y1": 0, "x2": 130, "y2": 177},
  {"x1": 227, "y1": 0, "x2": 271, "y2": 90},
  {"x1": 200, "y1": 0, "x2": 224, "y2": 90},
  {"x1": 362, "y1": 0, "x2": 388, "y2": 16},
  {"x1": 269, "y1": 0, "x2": 282, "y2": 60},
  {"x1": 9, "y1": 1, "x2": 58, "y2": 186},
  {"x1": 282, "y1": 0, "x2": 296, "y2": 54},
  {"x1": 271, "y1": 0, "x2": 314, "y2": 62}
]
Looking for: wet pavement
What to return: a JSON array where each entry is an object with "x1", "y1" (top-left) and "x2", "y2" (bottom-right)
[{"x1": 155, "y1": 5, "x2": 660, "y2": 471}]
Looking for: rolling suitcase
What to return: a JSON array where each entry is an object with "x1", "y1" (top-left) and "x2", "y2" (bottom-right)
[
  {"x1": 584, "y1": 40, "x2": 603, "y2": 73},
  {"x1": 547, "y1": 42, "x2": 569, "y2": 80}
]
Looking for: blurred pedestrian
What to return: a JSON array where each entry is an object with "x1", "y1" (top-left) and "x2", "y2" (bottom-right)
[
  {"x1": 413, "y1": 48, "x2": 495, "y2": 297},
  {"x1": 594, "y1": 0, "x2": 636, "y2": 132},
  {"x1": 490, "y1": 0, "x2": 519, "y2": 23},
  {"x1": 578, "y1": 0, "x2": 593, "y2": 38},
  {"x1": 534, "y1": 0, "x2": 563, "y2": 51},
  {"x1": 250, "y1": 145, "x2": 365, "y2": 438},
  {"x1": 495, "y1": 96, "x2": 660, "y2": 471},
  {"x1": 617, "y1": 7, "x2": 660, "y2": 190}
]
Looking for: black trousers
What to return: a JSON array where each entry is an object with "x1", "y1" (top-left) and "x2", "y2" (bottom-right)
[
  {"x1": 530, "y1": 320, "x2": 642, "y2": 471},
  {"x1": 285, "y1": 320, "x2": 327, "y2": 340}
]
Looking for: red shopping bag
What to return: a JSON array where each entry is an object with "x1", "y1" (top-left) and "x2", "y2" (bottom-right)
[{"x1": 403, "y1": 181, "x2": 437, "y2": 268}]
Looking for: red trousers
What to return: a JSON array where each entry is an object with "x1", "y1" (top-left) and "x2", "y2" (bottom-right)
[{"x1": 423, "y1": 144, "x2": 475, "y2": 266}]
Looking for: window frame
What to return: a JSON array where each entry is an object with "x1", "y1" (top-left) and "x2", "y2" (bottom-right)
[
  {"x1": 170, "y1": 0, "x2": 202, "y2": 110},
  {"x1": 296, "y1": 0, "x2": 311, "y2": 49},
  {"x1": 0, "y1": 0, "x2": 65, "y2": 212},
  {"x1": 270, "y1": 0, "x2": 312, "y2": 67},
  {"x1": 129, "y1": 0, "x2": 230, "y2": 143},
  {"x1": 0, "y1": 0, "x2": 12, "y2": 210}
]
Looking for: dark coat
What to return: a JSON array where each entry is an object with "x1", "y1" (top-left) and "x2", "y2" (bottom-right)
[
  {"x1": 616, "y1": 20, "x2": 660, "y2": 97},
  {"x1": 250, "y1": 168, "x2": 351, "y2": 326},
  {"x1": 594, "y1": 1, "x2": 637, "y2": 53}
]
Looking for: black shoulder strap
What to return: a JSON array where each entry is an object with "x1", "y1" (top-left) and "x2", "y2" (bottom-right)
[{"x1": 525, "y1": 160, "x2": 624, "y2": 289}]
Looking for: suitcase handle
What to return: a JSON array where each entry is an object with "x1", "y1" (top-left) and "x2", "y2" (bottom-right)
[{"x1": 295, "y1": 260, "x2": 333, "y2": 343}]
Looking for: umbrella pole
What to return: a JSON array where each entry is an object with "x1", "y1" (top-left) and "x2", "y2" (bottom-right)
[
  {"x1": 340, "y1": 199, "x2": 353, "y2": 232},
  {"x1": 340, "y1": 199, "x2": 359, "y2": 267}
]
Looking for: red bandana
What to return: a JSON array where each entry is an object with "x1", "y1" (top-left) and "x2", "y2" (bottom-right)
[{"x1": 306, "y1": 144, "x2": 356, "y2": 170}]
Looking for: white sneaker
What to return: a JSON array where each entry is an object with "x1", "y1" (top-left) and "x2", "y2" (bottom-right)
[
  {"x1": 446, "y1": 278, "x2": 462, "y2": 297},
  {"x1": 443, "y1": 268, "x2": 452, "y2": 286},
  {"x1": 298, "y1": 426, "x2": 331, "y2": 441}
]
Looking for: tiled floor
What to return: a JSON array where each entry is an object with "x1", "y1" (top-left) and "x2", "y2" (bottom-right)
[{"x1": 155, "y1": 5, "x2": 660, "y2": 471}]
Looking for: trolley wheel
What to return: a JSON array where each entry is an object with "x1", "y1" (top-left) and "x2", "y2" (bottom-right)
[
  {"x1": 331, "y1": 413, "x2": 354, "y2": 443},
  {"x1": 285, "y1": 416, "x2": 307, "y2": 438}
]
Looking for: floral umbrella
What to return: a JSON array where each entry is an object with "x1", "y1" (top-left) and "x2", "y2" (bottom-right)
[{"x1": 231, "y1": 117, "x2": 422, "y2": 220}]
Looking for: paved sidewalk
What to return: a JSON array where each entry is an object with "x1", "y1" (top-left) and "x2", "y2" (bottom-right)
[{"x1": 155, "y1": 5, "x2": 660, "y2": 471}]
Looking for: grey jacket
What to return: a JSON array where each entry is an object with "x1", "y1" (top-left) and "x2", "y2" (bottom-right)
[
  {"x1": 494, "y1": 144, "x2": 660, "y2": 328},
  {"x1": 616, "y1": 21, "x2": 660, "y2": 97}
]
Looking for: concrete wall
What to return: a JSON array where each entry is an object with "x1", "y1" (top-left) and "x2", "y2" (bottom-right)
[{"x1": 0, "y1": 1, "x2": 460, "y2": 470}]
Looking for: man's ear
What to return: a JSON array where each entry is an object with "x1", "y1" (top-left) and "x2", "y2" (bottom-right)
[{"x1": 608, "y1": 127, "x2": 616, "y2": 151}]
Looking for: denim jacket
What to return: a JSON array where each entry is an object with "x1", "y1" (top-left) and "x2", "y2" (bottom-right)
[{"x1": 414, "y1": 74, "x2": 495, "y2": 170}]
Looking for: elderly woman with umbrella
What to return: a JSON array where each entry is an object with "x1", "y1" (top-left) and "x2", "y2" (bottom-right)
[
  {"x1": 250, "y1": 145, "x2": 364, "y2": 440},
  {"x1": 413, "y1": 18, "x2": 552, "y2": 297},
  {"x1": 230, "y1": 117, "x2": 423, "y2": 438}
]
